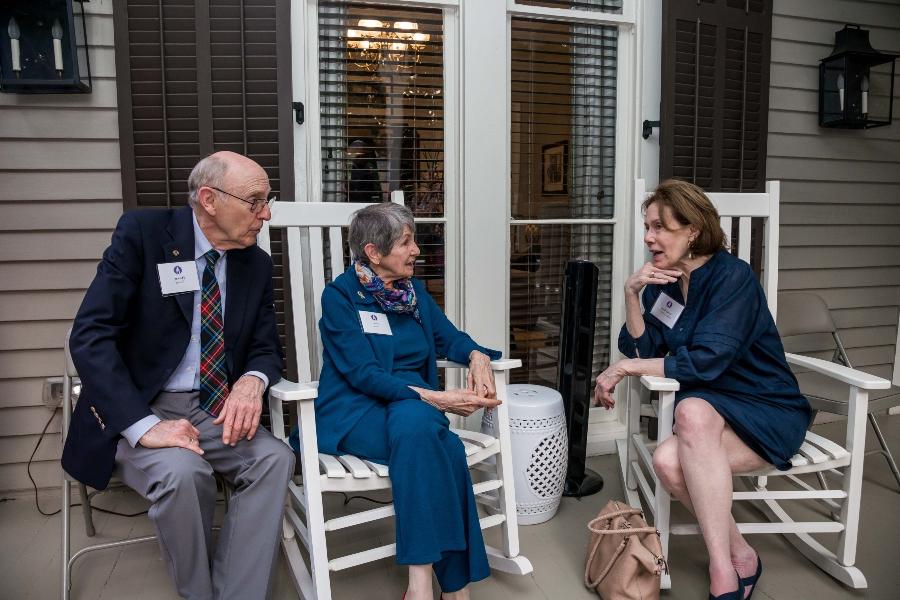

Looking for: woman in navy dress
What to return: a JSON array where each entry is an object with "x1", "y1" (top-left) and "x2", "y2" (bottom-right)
[
  {"x1": 306, "y1": 202, "x2": 501, "y2": 600},
  {"x1": 593, "y1": 180, "x2": 810, "y2": 600}
]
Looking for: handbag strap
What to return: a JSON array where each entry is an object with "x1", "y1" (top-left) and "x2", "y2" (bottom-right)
[
  {"x1": 584, "y1": 537, "x2": 628, "y2": 588},
  {"x1": 587, "y1": 509, "x2": 658, "y2": 536}
]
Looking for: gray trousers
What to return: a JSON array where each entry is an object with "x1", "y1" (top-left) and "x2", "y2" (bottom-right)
[{"x1": 115, "y1": 391, "x2": 294, "y2": 600}]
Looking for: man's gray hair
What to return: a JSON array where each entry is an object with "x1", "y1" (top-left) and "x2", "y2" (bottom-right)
[
  {"x1": 187, "y1": 154, "x2": 229, "y2": 207},
  {"x1": 348, "y1": 202, "x2": 416, "y2": 261}
]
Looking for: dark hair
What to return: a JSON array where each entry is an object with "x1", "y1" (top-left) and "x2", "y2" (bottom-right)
[{"x1": 642, "y1": 179, "x2": 726, "y2": 256}]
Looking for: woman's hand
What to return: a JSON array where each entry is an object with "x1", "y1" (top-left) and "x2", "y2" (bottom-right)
[
  {"x1": 467, "y1": 351, "x2": 496, "y2": 399},
  {"x1": 625, "y1": 262, "x2": 681, "y2": 296},
  {"x1": 415, "y1": 387, "x2": 501, "y2": 417},
  {"x1": 593, "y1": 360, "x2": 631, "y2": 409}
]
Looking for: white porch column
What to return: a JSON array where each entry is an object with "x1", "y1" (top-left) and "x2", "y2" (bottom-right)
[{"x1": 461, "y1": 0, "x2": 509, "y2": 353}]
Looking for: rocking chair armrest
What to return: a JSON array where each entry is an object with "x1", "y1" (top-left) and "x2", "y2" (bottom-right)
[
  {"x1": 436, "y1": 358, "x2": 523, "y2": 371},
  {"x1": 638, "y1": 375, "x2": 680, "y2": 392},
  {"x1": 269, "y1": 379, "x2": 320, "y2": 401},
  {"x1": 785, "y1": 353, "x2": 891, "y2": 391}
]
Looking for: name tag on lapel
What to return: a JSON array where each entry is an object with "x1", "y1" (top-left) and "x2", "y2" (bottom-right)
[
  {"x1": 649, "y1": 291, "x2": 685, "y2": 329},
  {"x1": 157, "y1": 261, "x2": 200, "y2": 296},
  {"x1": 359, "y1": 310, "x2": 393, "y2": 335}
]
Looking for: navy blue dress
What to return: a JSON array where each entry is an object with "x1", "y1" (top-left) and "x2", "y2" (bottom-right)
[{"x1": 619, "y1": 250, "x2": 811, "y2": 470}]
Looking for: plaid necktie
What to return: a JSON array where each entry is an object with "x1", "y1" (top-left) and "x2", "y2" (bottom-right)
[{"x1": 199, "y1": 249, "x2": 228, "y2": 415}]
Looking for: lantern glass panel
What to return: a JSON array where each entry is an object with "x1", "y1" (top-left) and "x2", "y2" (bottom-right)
[
  {"x1": 820, "y1": 57, "x2": 847, "y2": 126},
  {"x1": 866, "y1": 60, "x2": 895, "y2": 124}
]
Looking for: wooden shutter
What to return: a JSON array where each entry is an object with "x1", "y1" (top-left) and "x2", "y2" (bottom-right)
[
  {"x1": 113, "y1": 0, "x2": 296, "y2": 377},
  {"x1": 114, "y1": 0, "x2": 293, "y2": 208},
  {"x1": 660, "y1": 0, "x2": 772, "y2": 192}
]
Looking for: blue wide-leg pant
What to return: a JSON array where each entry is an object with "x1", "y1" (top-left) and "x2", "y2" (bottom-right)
[{"x1": 338, "y1": 398, "x2": 491, "y2": 593}]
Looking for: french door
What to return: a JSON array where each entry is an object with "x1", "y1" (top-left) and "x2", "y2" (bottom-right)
[{"x1": 295, "y1": 0, "x2": 640, "y2": 447}]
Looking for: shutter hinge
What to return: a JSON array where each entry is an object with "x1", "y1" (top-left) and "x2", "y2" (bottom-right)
[
  {"x1": 293, "y1": 101, "x2": 305, "y2": 125},
  {"x1": 642, "y1": 119, "x2": 660, "y2": 140}
]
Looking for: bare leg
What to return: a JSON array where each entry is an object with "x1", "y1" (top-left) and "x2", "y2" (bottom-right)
[
  {"x1": 443, "y1": 588, "x2": 470, "y2": 600},
  {"x1": 407, "y1": 564, "x2": 433, "y2": 600},
  {"x1": 655, "y1": 398, "x2": 767, "y2": 597}
]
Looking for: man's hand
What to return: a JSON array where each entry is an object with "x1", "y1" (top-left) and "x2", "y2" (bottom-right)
[
  {"x1": 139, "y1": 419, "x2": 204, "y2": 455},
  {"x1": 466, "y1": 350, "x2": 496, "y2": 399},
  {"x1": 213, "y1": 375, "x2": 265, "y2": 446}
]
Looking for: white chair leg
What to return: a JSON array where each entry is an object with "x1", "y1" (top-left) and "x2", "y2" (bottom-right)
[
  {"x1": 655, "y1": 390, "x2": 675, "y2": 590},
  {"x1": 837, "y1": 388, "x2": 869, "y2": 566},
  {"x1": 492, "y1": 372, "x2": 520, "y2": 560},
  {"x1": 61, "y1": 477, "x2": 71, "y2": 600},
  {"x1": 298, "y1": 402, "x2": 332, "y2": 600},
  {"x1": 625, "y1": 379, "x2": 641, "y2": 491}
]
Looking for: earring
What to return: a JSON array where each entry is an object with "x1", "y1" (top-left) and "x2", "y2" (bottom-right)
[{"x1": 688, "y1": 238, "x2": 695, "y2": 260}]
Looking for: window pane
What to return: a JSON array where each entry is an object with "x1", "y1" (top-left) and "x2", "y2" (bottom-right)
[
  {"x1": 511, "y1": 18, "x2": 617, "y2": 220},
  {"x1": 318, "y1": 2, "x2": 445, "y2": 218},
  {"x1": 318, "y1": 2, "x2": 446, "y2": 306},
  {"x1": 510, "y1": 224, "x2": 614, "y2": 386},
  {"x1": 510, "y1": 16, "x2": 618, "y2": 385}
]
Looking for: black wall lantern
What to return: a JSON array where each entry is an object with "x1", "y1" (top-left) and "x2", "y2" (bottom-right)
[
  {"x1": 0, "y1": 0, "x2": 92, "y2": 94},
  {"x1": 819, "y1": 25, "x2": 896, "y2": 129}
]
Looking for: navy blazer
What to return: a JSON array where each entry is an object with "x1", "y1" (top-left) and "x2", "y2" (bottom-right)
[
  {"x1": 311, "y1": 266, "x2": 501, "y2": 455},
  {"x1": 62, "y1": 207, "x2": 283, "y2": 490}
]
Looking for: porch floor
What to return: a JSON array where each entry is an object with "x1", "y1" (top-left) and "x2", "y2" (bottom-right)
[{"x1": 3, "y1": 416, "x2": 899, "y2": 600}]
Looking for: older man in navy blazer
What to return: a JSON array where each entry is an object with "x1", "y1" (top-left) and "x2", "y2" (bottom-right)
[{"x1": 62, "y1": 151, "x2": 294, "y2": 600}]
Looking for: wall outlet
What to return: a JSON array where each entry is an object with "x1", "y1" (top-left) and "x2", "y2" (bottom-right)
[{"x1": 42, "y1": 377, "x2": 64, "y2": 409}]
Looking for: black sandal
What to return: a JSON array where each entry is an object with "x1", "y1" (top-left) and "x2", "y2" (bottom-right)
[
  {"x1": 739, "y1": 554, "x2": 763, "y2": 599},
  {"x1": 709, "y1": 570, "x2": 745, "y2": 600}
]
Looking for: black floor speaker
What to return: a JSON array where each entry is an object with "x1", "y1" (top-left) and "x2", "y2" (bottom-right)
[{"x1": 558, "y1": 259, "x2": 604, "y2": 497}]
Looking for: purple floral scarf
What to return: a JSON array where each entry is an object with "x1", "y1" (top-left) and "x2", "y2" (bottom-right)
[{"x1": 354, "y1": 259, "x2": 421, "y2": 323}]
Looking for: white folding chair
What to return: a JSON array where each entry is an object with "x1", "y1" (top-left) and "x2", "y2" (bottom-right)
[
  {"x1": 616, "y1": 179, "x2": 890, "y2": 590},
  {"x1": 60, "y1": 332, "x2": 156, "y2": 600},
  {"x1": 60, "y1": 333, "x2": 231, "y2": 599},
  {"x1": 259, "y1": 201, "x2": 532, "y2": 600}
]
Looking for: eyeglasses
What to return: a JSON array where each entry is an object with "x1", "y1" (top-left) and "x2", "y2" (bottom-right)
[{"x1": 206, "y1": 185, "x2": 277, "y2": 215}]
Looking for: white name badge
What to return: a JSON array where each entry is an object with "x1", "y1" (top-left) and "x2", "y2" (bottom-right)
[
  {"x1": 649, "y1": 291, "x2": 685, "y2": 329},
  {"x1": 157, "y1": 261, "x2": 200, "y2": 296},
  {"x1": 359, "y1": 310, "x2": 393, "y2": 335}
]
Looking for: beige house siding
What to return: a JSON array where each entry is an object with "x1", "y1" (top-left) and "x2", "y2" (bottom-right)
[
  {"x1": 0, "y1": 0, "x2": 120, "y2": 492},
  {"x1": 769, "y1": 0, "x2": 900, "y2": 379}
]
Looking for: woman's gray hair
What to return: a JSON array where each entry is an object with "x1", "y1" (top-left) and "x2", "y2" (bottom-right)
[
  {"x1": 187, "y1": 154, "x2": 229, "y2": 207},
  {"x1": 348, "y1": 202, "x2": 416, "y2": 261}
]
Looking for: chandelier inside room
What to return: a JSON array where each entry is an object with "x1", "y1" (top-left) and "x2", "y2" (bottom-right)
[{"x1": 346, "y1": 19, "x2": 430, "y2": 72}]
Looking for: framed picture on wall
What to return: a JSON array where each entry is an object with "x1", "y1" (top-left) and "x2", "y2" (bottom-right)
[{"x1": 541, "y1": 140, "x2": 568, "y2": 195}]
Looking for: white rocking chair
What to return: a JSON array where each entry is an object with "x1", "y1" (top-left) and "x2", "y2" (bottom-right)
[
  {"x1": 616, "y1": 179, "x2": 891, "y2": 590},
  {"x1": 258, "y1": 201, "x2": 533, "y2": 600}
]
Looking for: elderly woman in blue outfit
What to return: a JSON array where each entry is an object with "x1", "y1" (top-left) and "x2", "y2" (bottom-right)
[
  {"x1": 593, "y1": 180, "x2": 810, "y2": 600},
  {"x1": 309, "y1": 202, "x2": 501, "y2": 600}
]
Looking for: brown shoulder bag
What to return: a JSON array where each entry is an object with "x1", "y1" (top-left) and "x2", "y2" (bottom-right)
[{"x1": 584, "y1": 500, "x2": 667, "y2": 600}]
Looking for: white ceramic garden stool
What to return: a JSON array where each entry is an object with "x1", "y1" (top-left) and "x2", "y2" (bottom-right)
[{"x1": 482, "y1": 384, "x2": 568, "y2": 524}]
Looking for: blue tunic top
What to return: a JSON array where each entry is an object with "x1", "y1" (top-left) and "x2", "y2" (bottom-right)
[
  {"x1": 307, "y1": 266, "x2": 501, "y2": 455},
  {"x1": 619, "y1": 250, "x2": 811, "y2": 470}
]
